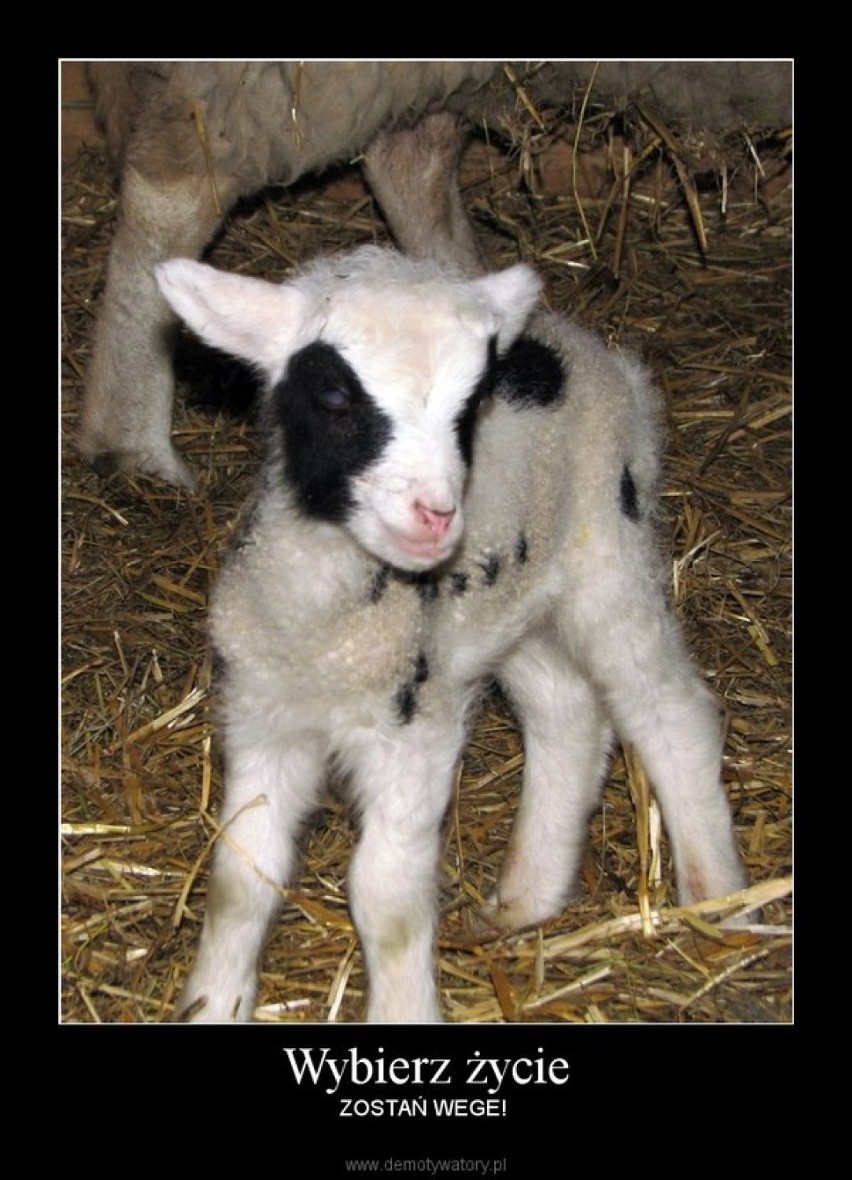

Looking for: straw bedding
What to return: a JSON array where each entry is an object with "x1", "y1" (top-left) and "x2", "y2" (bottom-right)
[{"x1": 61, "y1": 68, "x2": 792, "y2": 1024}]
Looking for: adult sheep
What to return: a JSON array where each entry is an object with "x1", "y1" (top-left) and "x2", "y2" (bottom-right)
[
  {"x1": 79, "y1": 61, "x2": 498, "y2": 490},
  {"x1": 77, "y1": 60, "x2": 791, "y2": 493},
  {"x1": 155, "y1": 244, "x2": 748, "y2": 1023}
]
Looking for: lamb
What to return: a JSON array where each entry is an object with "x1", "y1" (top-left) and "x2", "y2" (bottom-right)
[
  {"x1": 79, "y1": 61, "x2": 497, "y2": 490},
  {"x1": 155, "y1": 243, "x2": 747, "y2": 1023}
]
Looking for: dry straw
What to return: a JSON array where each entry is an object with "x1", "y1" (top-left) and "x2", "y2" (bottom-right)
[{"x1": 61, "y1": 72, "x2": 792, "y2": 1023}]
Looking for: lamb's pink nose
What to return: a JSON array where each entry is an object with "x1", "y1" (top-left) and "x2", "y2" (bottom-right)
[{"x1": 414, "y1": 501, "x2": 456, "y2": 536}]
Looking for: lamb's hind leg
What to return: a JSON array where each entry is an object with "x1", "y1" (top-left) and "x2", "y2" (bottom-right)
[
  {"x1": 597, "y1": 624, "x2": 747, "y2": 908},
  {"x1": 571, "y1": 583, "x2": 747, "y2": 910},
  {"x1": 79, "y1": 165, "x2": 244, "y2": 490},
  {"x1": 363, "y1": 110, "x2": 488, "y2": 277},
  {"x1": 483, "y1": 632, "x2": 613, "y2": 933}
]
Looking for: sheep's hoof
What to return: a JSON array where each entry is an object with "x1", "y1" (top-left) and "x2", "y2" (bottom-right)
[{"x1": 86, "y1": 444, "x2": 198, "y2": 493}]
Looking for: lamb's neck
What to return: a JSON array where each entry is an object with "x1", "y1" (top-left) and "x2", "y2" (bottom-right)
[{"x1": 256, "y1": 492, "x2": 382, "y2": 604}]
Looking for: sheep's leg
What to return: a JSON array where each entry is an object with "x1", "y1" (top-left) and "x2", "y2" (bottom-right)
[
  {"x1": 483, "y1": 634, "x2": 613, "y2": 932},
  {"x1": 567, "y1": 563, "x2": 747, "y2": 908},
  {"x1": 593, "y1": 625, "x2": 747, "y2": 908},
  {"x1": 363, "y1": 110, "x2": 488, "y2": 277},
  {"x1": 175, "y1": 737, "x2": 325, "y2": 1022},
  {"x1": 79, "y1": 165, "x2": 244, "y2": 490},
  {"x1": 346, "y1": 720, "x2": 465, "y2": 1022}
]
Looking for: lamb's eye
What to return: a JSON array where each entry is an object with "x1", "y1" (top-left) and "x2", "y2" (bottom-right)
[{"x1": 314, "y1": 387, "x2": 351, "y2": 413}]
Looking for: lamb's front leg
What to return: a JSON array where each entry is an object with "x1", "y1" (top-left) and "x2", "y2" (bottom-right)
[
  {"x1": 176, "y1": 736, "x2": 325, "y2": 1023},
  {"x1": 345, "y1": 717, "x2": 465, "y2": 1023}
]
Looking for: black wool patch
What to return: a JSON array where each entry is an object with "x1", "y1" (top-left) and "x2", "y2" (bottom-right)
[
  {"x1": 492, "y1": 336, "x2": 565, "y2": 408},
  {"x1": 394, "y1": 650, "x2": 430, "y2": 724},
  {"x1": 395, "y1": 683, "x2": 418, "y2": 724},
  {"x1": 620, "y1": 464, "x2": 640, "y2": 521},
  {"x1": 272, "y1": 342, "x2": 393, "y2": 523},
  {"x1": 368, "y1": 564, "x2": 391, "y2": 604},
  {"x1": 514, "y1": 533, "x2": 529, "y2": 565},
  {"x1": 480, "y1": 553, "x2": 501, "y2": 586},
  {"x1": 413, "y1": 651, "x2": 429, "y2": 685},
  {"x1": 450, "y1": 572, "x2": 469, "y2": 596},
  {"x1": 412, "y1": 572, "x2": 440, "y2": 603}
]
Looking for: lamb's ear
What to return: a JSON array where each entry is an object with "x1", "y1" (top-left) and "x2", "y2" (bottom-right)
[
  {"x1": 471, "y1": 264, "x2": 543, "y2": 350},
  {"x1": 155, "y1": 259, "x2": 307, "y2": 376}
]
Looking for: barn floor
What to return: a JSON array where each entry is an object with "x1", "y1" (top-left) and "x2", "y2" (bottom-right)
[{"x1": 60, "y1": 73, "x2": 792, "y2": 1026}]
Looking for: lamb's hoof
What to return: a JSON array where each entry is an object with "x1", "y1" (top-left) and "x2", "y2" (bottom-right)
[
  {"x1": 173, "y1": 995, "x2": 209, "y2": 1022},
  {"x1": 476, "y1": 898, "x2": 537, "y2": 938},
  {"x1": 476, "y1": 887, "x2": 569, "y2": 938},
  {"x1": 443, "y1": 920, "x2": 508, "y2": 948}
]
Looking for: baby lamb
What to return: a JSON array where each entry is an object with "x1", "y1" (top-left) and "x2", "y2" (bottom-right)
[{"x1": 156, "y1": 245, "x2": 747, "y2": 1023}]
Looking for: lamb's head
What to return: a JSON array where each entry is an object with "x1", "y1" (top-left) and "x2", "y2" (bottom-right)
[{"x1": 155, "y1": 247, "x2": 542, "y2": 571}]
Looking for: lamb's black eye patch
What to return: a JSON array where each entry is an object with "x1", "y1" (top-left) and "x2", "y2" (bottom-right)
[{"x1": 272, "y1": 342, "x2": 393, "y2": 522}]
